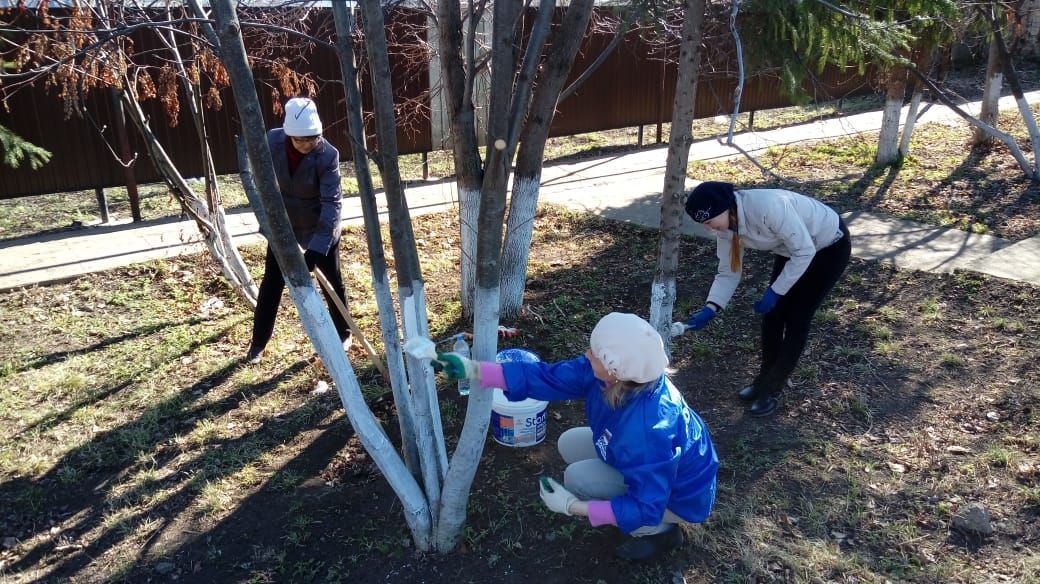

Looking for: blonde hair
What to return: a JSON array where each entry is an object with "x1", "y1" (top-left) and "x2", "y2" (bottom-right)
[{"x1": 603, "y1": 379, "x2": 654, "y2": 409}]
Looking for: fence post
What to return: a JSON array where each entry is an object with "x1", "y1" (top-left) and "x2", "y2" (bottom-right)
[
  {"x1": 94, "y1": 187, "x2": 110, "y2": 223},
  {"x1": 109, "y1": 88, "x2": 142, "y2": 222}
]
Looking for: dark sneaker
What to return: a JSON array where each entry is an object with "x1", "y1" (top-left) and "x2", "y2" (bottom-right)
[
  {"x1": 749, "y1": 395, "x2": 780, "y2": 417},
  {"x1": 737, "y1": 385, "x2": 758, "y2": 401},
  {"x1": 245, "y1": 347, "x2": 264, "y2": 365},
  {"x1": 614, "y1": 525, "x2": 684, "y2": 561}
]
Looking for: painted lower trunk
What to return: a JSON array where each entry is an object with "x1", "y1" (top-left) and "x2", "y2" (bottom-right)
[
  {"x1": 499, "y1": 174, "x2": 540, "y2": 319},
  {"x1": 898, "y1": 85, "x2": 924, "y2": 158},
  {"x1": 283, "y1": 281, "x2": 433, "y2": 550},
  {"x1": 434, "y1": 285, "x2": 500, "y2": 552},
  {"x1": 400, "y1": 289, "x2": 443, "y2": 527},
  {"x1": 973, "y1": 38, "x2": 1004, "y2": 146},
  {"x1": 875, "y1": 75, "x2": 906, "y2": 166},
  {"x1": 372, "y1": 272, "x2": 420, "y2": 473},
  {"x1": 458, "y1": 186, "x2": 481, "y2": 317},
  {"x1": 1014, "y1": 95, "x2": 1040, "y2": 178},
  {"x1": 649, "y1": 279, "x2": 677, "y2": 352}
]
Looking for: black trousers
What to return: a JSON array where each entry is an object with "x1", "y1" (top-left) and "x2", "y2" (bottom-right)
[
  {"x1": 250, "y1": 241, "x2": 350, "y2": 352},
  {"x1": 752, "y1": 220, "x2": 851, "y2": 397}
]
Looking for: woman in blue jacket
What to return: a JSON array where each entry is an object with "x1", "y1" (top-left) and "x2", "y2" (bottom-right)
[{"x1": 436, "y1": 312, "x2": 719, "y2": 561}]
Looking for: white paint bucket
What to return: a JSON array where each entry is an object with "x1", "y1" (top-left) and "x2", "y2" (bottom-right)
[{"x1": 490, "y1": 388, "x2": 547, "y2": 447}]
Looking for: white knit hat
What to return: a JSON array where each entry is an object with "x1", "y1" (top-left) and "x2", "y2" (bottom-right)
[
  {"x1": 589, "y1": 312, "x2": 668, "y2": 384},
  {"x1": 283, "y1": 97, "x2": 323, "y2": 137}
]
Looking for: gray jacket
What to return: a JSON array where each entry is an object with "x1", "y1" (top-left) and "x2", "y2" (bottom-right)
[
  {"x1": 707, "y1": 188, "x2": 842, "y2": 309},
  {"x1": 267, "y1": 128, "x2": 342, "y2": 254}
]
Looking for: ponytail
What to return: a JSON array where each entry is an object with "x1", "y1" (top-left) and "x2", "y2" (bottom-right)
[{"x1": 728, "y1": 207, "x2": 741, "y2": 273}]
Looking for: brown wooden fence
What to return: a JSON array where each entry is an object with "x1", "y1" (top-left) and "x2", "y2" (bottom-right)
[{"x1": 0, "y1": 7, "x2": 874, "y2": 200}]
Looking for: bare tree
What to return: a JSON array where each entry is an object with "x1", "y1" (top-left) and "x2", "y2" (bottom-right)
[
  {"x1": 648, "y1": 0, "x2": 705, "y2": 345},
  {"x1": 0, "y1": 2, "x2": 259, "y2": 306}
]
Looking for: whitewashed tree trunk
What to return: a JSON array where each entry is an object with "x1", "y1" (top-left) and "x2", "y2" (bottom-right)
[
  {"x1": 909, "y1": 67, "x2": 1037, "y2": 178},
  {"x1": 898, "y1": 80, "x2": 924, "y2": 158},
  {"x1": 973, "y1": 37, "x2": 1004, "y2": 146},
  {"x1": 210, "y1": 0, "x2": 433, "y2": 549},
  {"x1": 875, "y1": 70, "x2": 906, "y2": 166},
  {"x1": 650, "y1": 0, "x2": 705, "y2": 350},
  {"x1": 330, "y1": 0, "x2": 421, "y2": 475},
  {"x1": 499, "y1": 174, "x2": 539, "y2": 318}
]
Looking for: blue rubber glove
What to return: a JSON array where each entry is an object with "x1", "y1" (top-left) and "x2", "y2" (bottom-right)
[
  {"x1": 753, "y1": 287, "x2": 782, "y2": 314},
  {"x1": 685, "y1": 306, "x2": 717, "y2": 331}
]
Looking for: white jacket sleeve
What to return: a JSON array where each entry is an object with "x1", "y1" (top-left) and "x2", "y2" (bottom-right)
[
  {"x1": 766, "y1": 199, "x2": 817, "y2": 295},
  {"x1": 706, "y1": 234, "x2": 742, "y2": 309}
]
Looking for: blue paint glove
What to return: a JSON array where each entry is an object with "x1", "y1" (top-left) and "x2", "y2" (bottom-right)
[
  {"x1": 685, "y1": 306, "x2": 717, "y2": 331},
  {"x1": 433, "y1": 352, "x2": 480, "y2": 381},
  {"x1": 753, "y1": 287, "x2": 782, "y2": 314}
]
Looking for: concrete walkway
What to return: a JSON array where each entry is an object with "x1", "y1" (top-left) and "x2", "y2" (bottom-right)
[{"x1": 2, "y1": 91, "x2": 1039, "y2": 292}]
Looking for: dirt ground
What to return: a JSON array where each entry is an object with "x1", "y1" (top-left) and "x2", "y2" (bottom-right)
[{"x1": 1, "y1": 207, "x2": 1037, "y2": 583}]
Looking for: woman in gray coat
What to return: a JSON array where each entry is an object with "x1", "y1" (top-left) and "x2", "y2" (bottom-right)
[{"x1": 246, "y1": 97, "x2": 349, "y2": 363}]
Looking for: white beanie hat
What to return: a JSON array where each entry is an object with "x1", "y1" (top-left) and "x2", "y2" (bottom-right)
[
  {"x1": 283, "y1": 97, "x2": 323, "y2": 137},
  {"x1": 589, "y1": 312, "x2": 668, "y2": 384}
]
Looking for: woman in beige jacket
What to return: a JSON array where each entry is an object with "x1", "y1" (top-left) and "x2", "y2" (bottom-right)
[{"x1": 679, "y1": 181, "x2": 851, "y2": 417}]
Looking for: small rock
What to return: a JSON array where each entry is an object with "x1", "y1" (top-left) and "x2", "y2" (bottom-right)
[
  {"x1": 887, "y1": 461, "x2": 906, "y2": 473},
  {"x1": 155, "y1": 561, "x2": 176, "y2": 575},
  {"x1": 985, "y1": 411, "x2": 1000, "y2": 422},
  {"x1": 310, "y1": 380, "x2": 330, "y2": 396},
  {"x1": 946, "y1": 445, "x2": 972, "y2": 455},
  {"x1": 952, "y1": 503, "x2": 994, "y2": 536}
]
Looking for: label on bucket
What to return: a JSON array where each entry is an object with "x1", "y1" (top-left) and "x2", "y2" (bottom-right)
[{"x1": 491, "y1": 408, "x2": 546, "y2": 447}]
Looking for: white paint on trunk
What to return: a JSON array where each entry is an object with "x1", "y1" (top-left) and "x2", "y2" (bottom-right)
[
  {"x1": 499, "y1": 174, "x2": 540, "y2": 319},
  {"x1": 411, "y1": 281, "x2": 448, "y2": 476},
  {"x1": 876, "y1": 89, "x2": 904, "y2": 165},
  {"x1": 401, "y1": 291, "x2": 442, "y2": 524},
  {"x1": 458, "y1": 186, "x2": 481, "y2": 315},
  {"x1": 372, "y1": 272, "x2": 420, "y2": 473},
  {"x1": 283, "y1": 281, "x2": 432, "y2": 550},
  {"x1": 898, "y1": 87, "x2": 924, "y2": 158},
  {"x1": 434, "y1": 285, "x2": 500, "y2": 552},
  {"x1": 974, "y1": 39, "x2": 1004, "y2": 146},
  {"x1": 1014, "y1": 95, "x2": 1040, "y2": 177},
  {"x1": 649, "y1": 279, "x2": 676, "y2": 356}
]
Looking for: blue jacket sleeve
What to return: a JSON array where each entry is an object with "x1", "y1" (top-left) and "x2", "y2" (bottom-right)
[{"x1": 500, "y1": 356, "x2": 598, "y2": 402}]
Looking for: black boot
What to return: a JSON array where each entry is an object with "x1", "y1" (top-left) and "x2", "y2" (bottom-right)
[
  {"x1": 736, "y1": 385, "x2": 758, "y2": 401},
  {"x1": 749, "y1": 394, "x2": 780, "y2": 417},
  {"x1": 614, "y1": 524, "x2": 684, "y2": 561},
  {"x1": 245, "y1": 345, "x2": 264, "y2": 365}
]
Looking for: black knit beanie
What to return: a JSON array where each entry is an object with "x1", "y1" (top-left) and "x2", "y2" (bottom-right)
[{"x1": 684, "y1": 181, "x2": 735, "y2": 223}]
